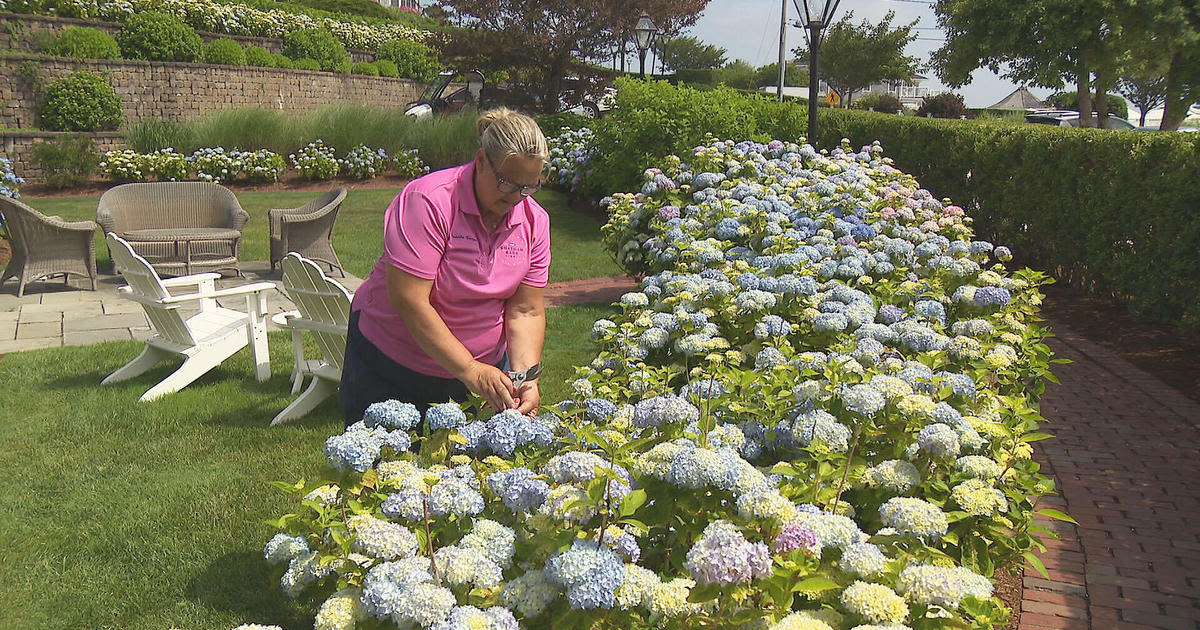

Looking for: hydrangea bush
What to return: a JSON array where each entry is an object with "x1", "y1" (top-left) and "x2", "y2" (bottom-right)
[
  {"x1": 260, "y1": 136, "x2": 1070, "y2": 630},
  {"x1": 2, "y1": 0, "x2": 431, "y2": 51},
  {"x1": 393, "y1": 148, "x2": 430, "y2": 180},
  {"x1": 290, "y1": 140, "x2": 340, "y2": 181},
  {"x1": 340, "y1": 145, "x2": 389, "y2": 180},
  {"x1": 1, "y1": 155, "x2": 25, "y2": 199},
  {"x1": 98, "y1": 147, "x2": 285, "y2": 182},
  {"x1": 546, "y1": 127, "x2": 596, "y2": 192}
]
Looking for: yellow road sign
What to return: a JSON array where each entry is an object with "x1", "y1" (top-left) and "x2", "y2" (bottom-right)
[{"x1": 826, "y1": 88, "x2": 841, "y2": 107}]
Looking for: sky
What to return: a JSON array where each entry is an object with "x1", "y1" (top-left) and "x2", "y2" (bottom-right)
[{"x1": 687, "y1": 0, "x2": 1050, "y2": 108}]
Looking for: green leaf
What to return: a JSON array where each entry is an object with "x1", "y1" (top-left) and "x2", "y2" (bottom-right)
[
  {"x1": 1023, "y1": 551, "x2": 1050, "y2": 579},
  {"x1": 1020, "y1": 432, "x2": 1054, "y2": 442},
  {"x1": 619, "y1": 489, "x2": 648, "y2": 517},
  {"x1": 1036, "y1": 508, "x2": 1078, "y2": 524},
  {"x1": 792, "y1": 576, "x2": 840, "y2": 593},
  {"x1": 688, "y1": 583, "x2": 722, "y2": 603}
]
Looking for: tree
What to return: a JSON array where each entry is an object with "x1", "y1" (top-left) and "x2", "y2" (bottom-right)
[
  {"x1": 714, "y1": 60, "x2": 755, "y2": 90},
  {"x1": 1115, "y1": 76, "x2": 1165, "y2": 126},
  {"x1": 438, "y1": 0, "x2": 710, "y2": 109},
  {"x1": 1121, "y1": 0, "x2": 1199, "y2": 131},
  {"x1": 792, "y1": 11, "x2": 918, "y2": 105},
  {"x1": 654, "y1": 35, "x2": 726, "y2": 72},
  {"x1": 753, "y1": 61, "x2": 808, "y2": 88},
  {"x1": 930, "y1": 0, "x2": 1135, "y2": 128}
]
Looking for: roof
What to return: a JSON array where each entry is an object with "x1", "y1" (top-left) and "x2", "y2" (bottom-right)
[{"x1": 986, "y1": 86, "x2": 1045, "y2": 111}]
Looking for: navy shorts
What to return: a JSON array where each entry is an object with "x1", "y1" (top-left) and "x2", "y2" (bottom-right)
[{"x1": 339, "y1": 310, "x2": 501, "y2": 427}]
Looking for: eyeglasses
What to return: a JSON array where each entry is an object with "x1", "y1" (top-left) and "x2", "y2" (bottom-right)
[{"x1": 485, "y1": 154, "x2": 542, "y2": 197}]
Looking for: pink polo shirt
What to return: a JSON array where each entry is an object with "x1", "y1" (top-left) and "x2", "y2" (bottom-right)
[{"x1": 351, "y1": 161, "x2": 551, "y2": 378}]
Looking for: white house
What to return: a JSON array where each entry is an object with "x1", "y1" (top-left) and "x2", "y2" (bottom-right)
[
  {"x1": 375, "y1": 0, "x2": 419, "y2": 10},
  {"x1": 860, "y1": 74, "x2": 929, "y2": 108}
]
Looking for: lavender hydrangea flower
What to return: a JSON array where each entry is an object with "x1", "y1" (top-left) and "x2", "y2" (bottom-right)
[
  {"x1": 487, "y1": 467, "x2": 550, "y2": 512},
  {"x1": 545, "y1": 539, "x2": 625, "y2": 610},
  {"x1": 683, "y1": 520, "x2": 772, "y2": 585},
  {"x1": 773, "y1": 522, "x2": 820, "y2": 555}
]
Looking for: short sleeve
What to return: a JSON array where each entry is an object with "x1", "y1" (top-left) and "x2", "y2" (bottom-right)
[
  {"x1": 522, "y1": 211, "x2": 551, "y2": 288},
  {"x1": 383, "y1": 189, "x2": 449, "y2": 280}
]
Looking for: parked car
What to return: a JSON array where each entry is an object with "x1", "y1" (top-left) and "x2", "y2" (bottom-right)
[
  {"x1": 1024, "y1": 109, "x2": 1137, "y2": 130},
  {"x1": 557, "y1": 77, "x2": 617, "y2": 118},
  {"x1": 1135, "y1": 124, "x2": 1200, "y2": 133},
  {"x1": 404, "y1": 70, "x2": 617, "y2": 119}
]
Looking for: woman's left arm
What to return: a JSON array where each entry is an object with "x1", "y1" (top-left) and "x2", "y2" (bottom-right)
[{"x1": 505, "y1": 282, "x2": 545, "y2": 415}]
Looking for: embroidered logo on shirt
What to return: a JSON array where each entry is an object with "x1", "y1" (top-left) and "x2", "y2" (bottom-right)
[
  {"x1": 500, "y1": 240, "x2": 525, "y2": 265},
  {"x1": 452, "y1": 233, "x2": 479, "y2": 243}
]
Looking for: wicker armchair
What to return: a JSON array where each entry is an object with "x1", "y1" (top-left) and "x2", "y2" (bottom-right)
[
  {"x1": 1, "y1": 196, "x2": 98, "y2": 297},
  {"x1": 269, "y1": 187, "x2": 347, "y2": 277},
  {"x1": 96, "y1": 182, "x2": 250, "y2": 277}
]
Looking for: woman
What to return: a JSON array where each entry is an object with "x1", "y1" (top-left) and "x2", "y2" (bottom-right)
[{"x1": 340, "y1": 108, "x2": 550, "y2": 425}]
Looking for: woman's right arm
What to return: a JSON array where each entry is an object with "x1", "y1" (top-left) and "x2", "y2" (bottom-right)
[{"x1": 385, "y1": 265, "x2": 516, "y2": 412}]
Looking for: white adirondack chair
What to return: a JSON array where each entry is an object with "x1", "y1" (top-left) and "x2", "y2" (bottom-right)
[
  {"x1": 271, "y1": 252, "x2": 352, "y2": 426},
  {"x1": 102, "y1": 233, "x2": 276, "y2": 401}
]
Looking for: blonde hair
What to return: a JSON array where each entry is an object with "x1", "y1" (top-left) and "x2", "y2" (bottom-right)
[{"x1": 477, "y1": 107, "x2": 549, "y2": 166}]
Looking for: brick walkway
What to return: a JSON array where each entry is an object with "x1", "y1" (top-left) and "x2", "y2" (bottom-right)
[{"x1": 1018, "y1": 327, "x2": 1200, "y2": 630}]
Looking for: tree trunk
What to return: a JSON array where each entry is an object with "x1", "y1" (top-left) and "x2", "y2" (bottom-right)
[
  {"x1": 1138, "y1": 106, "x2": 1148, "y2": 127},
  {"x1": 1076, "y1": 59, "x2": 1094, "y2": 128},
  {"x1": 1161, "y1": 52, "x2": 1193, "y2": 132},
  {"x1": 1094, "y1": 68, "x2": 1110, "y2": 129}
]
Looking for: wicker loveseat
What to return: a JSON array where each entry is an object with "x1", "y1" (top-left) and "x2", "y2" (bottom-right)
[
  {"x1": 1, "y1": 196, "x2": 98, "y2": 296},
  {"x1": 97, "y1": 182, "x2": 249, "y2": 277}
]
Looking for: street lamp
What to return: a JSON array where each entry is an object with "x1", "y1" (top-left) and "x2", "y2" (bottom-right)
[
  {"x1": 795, "y1": 0, "x2": 842, "y2": 145},
  {"x1": 634, "y1": 13, "x2": 657, "y2": 79}
]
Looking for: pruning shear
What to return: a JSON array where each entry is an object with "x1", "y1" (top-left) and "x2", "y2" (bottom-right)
[{"x1": 506, "y1": 363, "x2": 542, "y2": 389}]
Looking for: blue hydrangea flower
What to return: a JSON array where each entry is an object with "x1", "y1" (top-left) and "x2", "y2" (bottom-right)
[
  {"x1": 545, "y1": 539, "x2": 625, "y2": 610},
  {"x1": 425, "y1": 402, "x2": 467, "y2": 430},
  {"x1": 684, "y1": 520, "x2": 772, "y2": 585},
  {"x1": 363, "y1": 400, "x2": 421, "y2": 430}
]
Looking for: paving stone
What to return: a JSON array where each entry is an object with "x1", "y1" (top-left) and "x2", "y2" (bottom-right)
[
  {"x1": 16, "y1": 321, "x2": 62, "y2": 339},
  {"x1": 0, "y1": 337, "x2": 61, "y2": 352},
  {"x1": 64, "y1": 313, "x2": 148, "y2": 331},
  {"x1": 101, "y1": 301, "x2": 146, "y2": 315},
  {"x1": 17, "y1": 309, "x2": 62, "y2": 324},
  {"x1": 64, "y1": 328, "x2": 132, "y2": 346},
  {"x1": 0, "y1": 320, "x2": 15, "y2": 341}
]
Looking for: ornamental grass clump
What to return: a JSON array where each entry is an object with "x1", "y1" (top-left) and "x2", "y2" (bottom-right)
[{"x1": 259, "y1": 135, "x2": 1068, "y2": 630}]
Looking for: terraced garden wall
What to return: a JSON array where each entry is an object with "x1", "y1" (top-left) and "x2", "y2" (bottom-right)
[
  {"x1": 0, "y1": 13, "x2": 376, "y2": 62},
  {"x1": 0, "y1": 52, "x2": 424, "y2": 178}
]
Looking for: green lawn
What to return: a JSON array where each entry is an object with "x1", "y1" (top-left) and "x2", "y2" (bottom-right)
[
  {"x1": 23, "y1": 187, "x2": 620, "y2": 284},
  {"x1": 0, "y1": 302, "x2": 616, "y2": 630}
]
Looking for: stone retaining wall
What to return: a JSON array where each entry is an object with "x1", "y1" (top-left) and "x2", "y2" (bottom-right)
[
  {"x1": 0, "y1": 53, "x2": 424, "y2": 129},
  {"x1": 1, "y1": 130, "x2": 126, "y2": 181},
  {"x1": 0, "y1": 13, "x2": 376, "y2": 62}
]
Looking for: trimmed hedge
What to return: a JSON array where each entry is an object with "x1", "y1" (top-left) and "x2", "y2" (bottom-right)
[
  {"x1": 590, "y1": 79, "x2": 1200, "y2": 325},
  {"x1": 43, "y1": 26, "x2": 121, "y2": 59},
  {"x1": 116, "y1": 11, "x2": 203, "y2": 62},
  {"x1": 282, "y1": 27, "x2": 350, "y2": 72},
  {"x1": 204, "y1": 38, "x2": 246, "y2": 65},
  {"x1": 39, "y1": 71, "x2": 123, "y2": 131}
]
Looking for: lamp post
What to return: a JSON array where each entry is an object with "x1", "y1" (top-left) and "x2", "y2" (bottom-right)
[
  {"x1": 796, "y1": 0, "x2": 842, "y2": 145},
  {"x1": 634, "y1": 13, "x2": 657, "y2": 79}
]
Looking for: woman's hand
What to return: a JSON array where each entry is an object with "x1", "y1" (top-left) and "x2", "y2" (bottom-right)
[
  {"x1": 514, "y1": 380, "x2": 540, "y2": 416},
  {"x1": 459, "y1": 361, "x2": 516, "y2": 412}
]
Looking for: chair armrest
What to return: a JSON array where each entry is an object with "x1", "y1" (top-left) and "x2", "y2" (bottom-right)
[
  {"x1": 42, "y1": 215, "x2": 99, "y2": 234},
  {"x1": 159, "y1": 281, "x2": 278, "y2": 304},
  {"x1": 160, "y1": 272, "x2": 223, "y2": 288}
]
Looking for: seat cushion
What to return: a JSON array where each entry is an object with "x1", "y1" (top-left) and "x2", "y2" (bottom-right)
[{"x1": 122, "y1": 228, "x2": 241, "y2": 242}]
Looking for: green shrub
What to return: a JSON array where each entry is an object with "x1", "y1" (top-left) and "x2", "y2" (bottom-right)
[
  {"x1": 282, "y1": 28, "x2": 349, "y2": 72},
  {"x1": 125, "y1": 117, "x2": 196, "y2": 153},
  {"x1": 204, "y1": 38, "x2": 246, "y2": 65},
  {"x1": 39, "y1": 71, "x2": 123, "y2": 132},
  {"x1": 272, "y1": 53, "x2": 294, "y2": 68},
  {"x1": 351, "y1": 61, "x2": 379, "y2": 75},
  {"x1": 44, "y1": 26, "x2": 121, "y2": 59},
  {"x1": 851, "y1": 92, "x2": 903, "y2": 114},
  {"x1": 292, "y1": 57, "x2": 321, "y2": 71},
  {"x1": 244, "y1": 45, "x2": 274, "y2": 67},
  {"x1": 374, "y1": 39, "x2": 437, "y2": 81},
  {"x1": 675, "y1": 68, "x2": 716, "y2": 85},
  {"x1": 116, "y1": 11, "x2": 203, "y2": 62},
  {"x1": 374, "y1": 58, "x2": 398, "y2": 77},
  {"x1": 1045, "y1": 91, "x2": 1130, "y2": 121},
  {"x1": 29, "y1": 134, "x2": 98, "y2": 189},
  {"x1": 916, "y1": 92, "x2": 968, "y2": 119}
]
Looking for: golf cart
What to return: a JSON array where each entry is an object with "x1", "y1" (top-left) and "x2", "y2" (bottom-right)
[{"x1": 404, "y1": 69, "x2": 485, "y2": 118}]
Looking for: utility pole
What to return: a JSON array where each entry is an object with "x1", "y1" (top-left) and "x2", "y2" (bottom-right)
[{"x1": 777, "y1": 0, "x2": 787, "y2": 101}]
